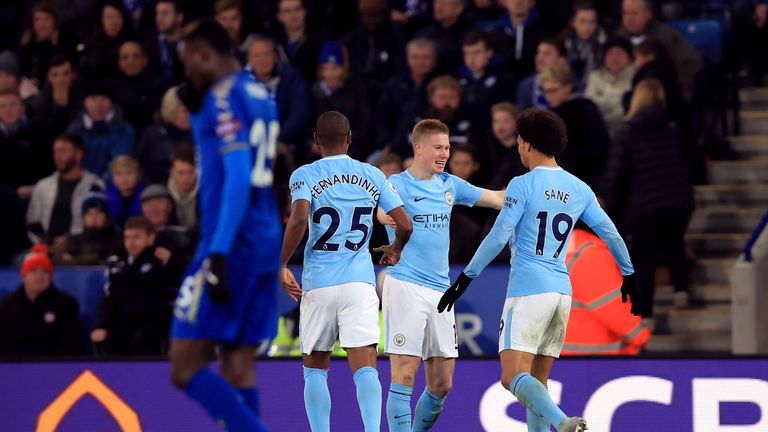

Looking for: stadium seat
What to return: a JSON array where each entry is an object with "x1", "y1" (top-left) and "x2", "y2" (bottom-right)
[{"x1": 670, "y1": 19, "x2": 723, "y2": 64}]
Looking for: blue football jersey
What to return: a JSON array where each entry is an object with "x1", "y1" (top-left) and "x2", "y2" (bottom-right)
[
  {"x1": 289, "y1": 155, "x2": 404, "y2": 290},
  {"x1": 464, "y1": 166, "x2": 634, "y2": 297},
  {"x1": 190, "y1": 70, "x2": 282, "y2": 270},
  {"x1": 386, "y1": 170, "x2": 482, "y2": 292}
]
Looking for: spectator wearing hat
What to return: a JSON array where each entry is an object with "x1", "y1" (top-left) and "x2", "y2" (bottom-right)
[
  {"x1": 134, "y1": 86, "x2": 193, "y2": 184},
  {"x1": 26, "y1": 55, "x2": 83, "y2": 143},
  {"x1": 247, "y1": 35, "x2": 311, "y2": 154},
  {"x1": 0, "y1": 50, "x2": 39, "y2": 101},
  {"x1": 0, "y1": 245, "x2": 81, "y2": 356},
  {"x1": 167, "y1": 147, "x2": 198, "y2": 232},
  {"x1": 584, "y1": 37, "x2": 636, "y2": 136},
  {"x1": 108, "y1": 39, "x2": 171, "y2": 134},
  {"x1": 105, "y1": 155, "x2": 146, "y2": 228},
  {"x1": 57, "y1": 191, "x2": 122, "y2": 265},
  {"x1": 311, "y1": 41, "x2": 373, "y2": 161},
  {"x1": 91, "y1": 216, "x2": 176, "y2": 355},
  {"x1": 27, "y1": 132, "x2": 105, "y2": 248},
  {"x1": 66, "y1": 81, "x2": 135, "y2": 179},
  {"x1": 140, "y1": 184, "x2": 191, "y2": 275}
]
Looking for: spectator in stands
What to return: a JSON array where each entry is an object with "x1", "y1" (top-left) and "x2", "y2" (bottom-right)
[
  {"x1": 0, "y1": 51, "x2": 39, "y2": 101},
  {"x1": 140, "y1": 184, "x2": 192, "y2": 271},
  {"x1": 617, "y1": 0, "x2": 702, "y2": 90},
  {"x1": 584, "y1": 37, "x2": 636, "y2": 136},
  {"x1": 27, "y1": 55, "x2": 82, "y2": 143},
  {"x1": 541, "y1": 64, "x2": 611, "y2": 190},
  {"x1": 747, "y1": 1, "x2": 768, "y2": 85},
  {"x1": 491, "y1": 0, "x2": 545, "y2": 79},
  {"x1": 561, "y1": 228, "x2": 651, "y2": 355},
  {"x1": 628, "y1": 39, "x2": 687, "y2": 131},
  {"x1": 105, "y1": 155, "x2": 145, "y2": 228},
  {"x1": 109, "y1": 40, "x2": 169, "y2": 134},
  {"x1": 19, "y1": 3, "x2": 74, "y2": 87},
  {"x1": 486, "y1": 102, "x2": 526, "y2": 189},
  {"x1": 376, "y1": 37, "x2": 438, "y2": 150},
  {"x1": 377, "y1": 150, "x2": 403, "y2": 178},
  {"x1": 602, "y1": 79, "x2": 694, "y2": 321},
  {"x1": 57, "y1": 191, "x2": 122, "y2": 265},
  {"x1": 448, "y1": 142, "x2": 482, "y2": 184},
  {"x1": 91, "y1": 216, "x2": 175, "y2": 355},
  {"x1": 134, "y1": 86, "x2": 193, "y2": 184},
  {"x1": 247, "y1": 36, "x2": 311, "y2": 154},
  {"x1": 562, "y1": 1, "x2": 607, "y2": 92},
  {"x1": 0, "y1": 89, "x2": 50, "y2": 188},
  {"x1": 516, "y1": 38, "x2": 567, "y2": 109},
  {"x1": 27, "y1": 133, "x2": 105, "y2": 247},
  {"x1": 214, "y1": 0, "x2": 247, "y2": 58},
  {"x1": 274, "y1": 0, "x2": 325, "y2": 84},
  {"x1": 417, "y1": 0, "x2": 475, "y2": 75},
  {"x1": 470, "y1": 0, "x2": 503, "y2": 30},
  {"x1": 311, "y1": 41, "x2": 372, "y2": 161},
  {"x1": 0, "y1": 245, "x2": 81, "y2": 356},
  {"x1": 82, "y1": 2, "x2": 135, "y2": 80},
  {"x1": 147, "y1": 0, "x2": 185, "y2": 83},
  {"x1": 67, "y1": 81, "x2": 135, "y2": 179},
  {"x1": 167, "y1": 147, "x2": 198, "y2": 232}
]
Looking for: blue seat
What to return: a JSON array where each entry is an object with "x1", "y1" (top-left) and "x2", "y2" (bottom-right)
[{"x1": 670, "y1": 19, "x2": 723, "y2": 64}]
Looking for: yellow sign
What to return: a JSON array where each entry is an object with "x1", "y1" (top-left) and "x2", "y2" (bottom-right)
[{"x1": 36, "y1": 370, "x2": 141, "y2": 432}]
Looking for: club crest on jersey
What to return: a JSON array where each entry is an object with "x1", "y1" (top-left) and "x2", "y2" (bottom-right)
[
  {"x1": 393, "y1": 334, "x2": 406, "y2": 346},
  {"x1": 444, "y1": 191, "x2": 453, "y2": 205}
]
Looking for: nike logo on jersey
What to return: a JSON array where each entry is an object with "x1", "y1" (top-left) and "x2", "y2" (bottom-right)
[
  {"x1": 414, "y1": 197, "x2": 427, "y2": 202},
  {"x1": 394, "y1": 414, "x2": 410, "y2": 419}
]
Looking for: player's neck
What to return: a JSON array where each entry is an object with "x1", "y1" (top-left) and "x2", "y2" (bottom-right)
[
  {"x1": 210, "y1": 58, "x2": 239, "y2": 84},
  {"x1": 409, "y1": 162, "x2": 435, "y2": 180},
  {"x1": 527, "y1": 156, "x2": 558, "y2": 171}
]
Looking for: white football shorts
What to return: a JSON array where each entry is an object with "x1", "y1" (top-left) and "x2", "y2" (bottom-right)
[{"x1": 499, "y1": 292, "x2": 572, "y2": 358}]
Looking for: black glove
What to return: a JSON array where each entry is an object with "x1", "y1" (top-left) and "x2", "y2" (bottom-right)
[
  {"x1": 203, "y1": 253, "x2": 230, "y2": 304},
  {"x1": 621, "y1": 273, "x2": 642, "y2": 316},
  {"x1": 437, "y1": 272, "x2": 473, "y2": 313},
  {"x1": 177, "y1": 81, "x2": 206, "y2": 113}
]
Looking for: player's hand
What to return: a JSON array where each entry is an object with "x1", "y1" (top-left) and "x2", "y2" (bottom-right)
[
  {"x1": 203, "y1": 254, "x2": 230, "y2": 304},
  {"x1": 438, "y1": 272, "x2": 473, "y2": 313},
  {"x1": 280, "y1": 267, "x2": 303, "y2": 302},
  {"x1": 621, "y1": 273, "x2": 642, "y2": 316},
  {"x1": 373, "y1": 244, "x2": 401, "y2": 265}
]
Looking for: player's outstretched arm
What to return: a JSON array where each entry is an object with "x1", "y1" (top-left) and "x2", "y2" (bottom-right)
[
  {"x1": 580, "y1": 198, "x2": 642, "y2": 315},
  {"x1": 474, "y1": 189, "x2": 506, "y2": 210},
  {"x1": 372, "y1": 206, "x2": 412, "y2": 265},
  {"x1": 279, "y1": 199, "x2": 310, "y2": 301}
]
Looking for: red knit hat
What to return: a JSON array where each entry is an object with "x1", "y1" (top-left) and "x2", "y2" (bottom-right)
[{"x1": 20, "y1": 244, "x2": 53, "y2": 278}]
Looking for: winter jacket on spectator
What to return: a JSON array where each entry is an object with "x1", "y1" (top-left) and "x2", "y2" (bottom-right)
[
  {"x1": 67, "y1": 108, "x2": 135, "y2": 179},
  {"x1": 602, "y1": 106, "x2": 694, "y2": 222},
  {"x1": 311, "y1": 78, "x2": 373, "y2": 161},
  {"x1": 0, "y1": 284, "x2": 81, "y2": 356},
  {"x1": 460, "y1": 65, "x2": 515, "y2": 136},
  {"x1": 95, "y1": 248, "x2": 176, "y2": 355},
  {"x1": 255, "y1": 62, "x2": 311, "y2": 150},
  {"x1": 26, "y1": 82, "x2": 83, "y2": 144},
  {"x1": 108, "y1": 70, "x2": 170, "y2": 134},
  {"x1": 275, "y1": 29, "x2": 327, "y2": 85},
  {"x1": 105, "y1": 181, "x2": 145, "y2": 228},
  {"x1": 515, "y1": 73, "x2": 545, "y2": 109},
  {"x1": 552, "y1": 97, "x2": 611, "y2": 190},
  {"x1": 417, "y1": 13, "x2": 474, "y2": 76},
  {"x1": 133, "y1": 122, "x2": 193, "y2": 184},
  {"x1": 490, "y1": 10, "x2": 546, "y2": 79},
  {"x1": 584, "y1": 64, "x2": 635, "y2": 137},
  {"x1": 345, "y1": 21, "x2": 408, "y2": 86},
  {"x1": 26, "y1": 171, "x2": 104, "y2": 243},
  {"x1": 563, "y1": 27, "x2": 608, "y2": 91},
  {"x1": 61, "y1": 225, "x2": 122, "y2": 265}
]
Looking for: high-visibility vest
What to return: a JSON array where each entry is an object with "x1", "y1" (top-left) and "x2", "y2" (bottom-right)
[{"x1": 561, "y1": 229, "x2": 650, "y2": 355}]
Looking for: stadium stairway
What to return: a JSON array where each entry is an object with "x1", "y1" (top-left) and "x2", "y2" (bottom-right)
[{"x1": 645, "y1": 88, "x2": 768, "y2": 354}]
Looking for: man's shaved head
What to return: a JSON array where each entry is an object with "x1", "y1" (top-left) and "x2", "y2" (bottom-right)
[{"x1": 315, "y1": 111, "x2": 351, "y2": 147}]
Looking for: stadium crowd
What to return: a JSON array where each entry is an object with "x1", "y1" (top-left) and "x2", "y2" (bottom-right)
[{"x1": 0, "y1": 0, "x2": 765, "y2": 356}]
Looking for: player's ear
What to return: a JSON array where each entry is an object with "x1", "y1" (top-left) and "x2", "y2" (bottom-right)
[{"x1": 346, "y1": 130, "x2": 352, "y2": 145}]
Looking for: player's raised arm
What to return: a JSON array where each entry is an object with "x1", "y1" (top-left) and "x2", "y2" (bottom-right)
[
  {"x1": 580, "y1": 195, "x2": 642, "y2": 315},
  {"x1": 279, "y1": 172, "x2": 311, "y2": 301},
  {"x1": 474, "y1": 188, "x2": 507, "y2": 210}
]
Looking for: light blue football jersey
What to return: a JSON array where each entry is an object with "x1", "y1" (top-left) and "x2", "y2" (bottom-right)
[
  {"x1": 464, "y1": 166, "x2": 634, "y2": 298},
  {"x1": 386, "y1": 169, "x2": 483, "y2": 292},
  {"x1": 289, "y1": 155, "x2": 404, "y2": 290}
]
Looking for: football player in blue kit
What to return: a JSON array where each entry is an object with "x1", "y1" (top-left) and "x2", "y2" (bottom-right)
[
  {"x1": 280, "y1": 111, "x2": 413, "y2": 432},
  {"x1": 168, "y1": 19, "x2": 282, "y2": 432},
  {"x1": 438, "y1": 108, "x2": 642, "y2": 432}
]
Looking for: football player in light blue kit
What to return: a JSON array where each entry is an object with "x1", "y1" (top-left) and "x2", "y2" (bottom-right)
[
  {"x1": 381, "y1": 119, "x2": 505, "y2": 432},
  {"x1": 169, "y1": 19, "x2": 282, "y2": 432},
  {"x1": 438, "y1": 109, "x2": 642, "y2": 432},
  {"x1": 280, "y1": 111, "x2": 413, "y2": 432}
]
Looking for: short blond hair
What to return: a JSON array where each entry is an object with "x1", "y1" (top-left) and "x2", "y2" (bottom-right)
[
  {"x1": 411, "y1": 119, "x2": 449, "y2": 146},
  {"x1": 160, "y1": 86, "x2": 183, "y2": 124},
  {"x1": 491, "y1": 102, "x2": 519, "y2": 118},
  {"x1": 110, "y1": 155, "x2": 139, "y2": 174},
  {"x1": 539, "y1": 64, "x2": 572, "y2": 86}
]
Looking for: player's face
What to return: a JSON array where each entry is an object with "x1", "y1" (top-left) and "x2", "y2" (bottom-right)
[
  {"x1": 492, "y1": 110, "x2": 517, "y2": 144},
  {"x1": 463, "y1": 42, "x2": 492, "y2": 75},
  {"x1": 416, "y1": 133, "x2": 450, "y2": 173},
  {"x1": 124, "y1": 228, "x2": 155, "y2": 258},
  {"x1": 572, "y1": 9, "x2": 598, "y2": 41}
]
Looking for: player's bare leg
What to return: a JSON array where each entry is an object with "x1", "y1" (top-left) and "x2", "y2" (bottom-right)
[
  {"x1": 303, "y1": 350, "x2": 332, "y2": 432},
  {"x1": 412, "y1": 357, "x2": 454, "y2": 431},
  {"x1": 347, "y1": 344, "x2": 381, "y2": 431},
  {"x1": 221, "y1": 345, "x2": 261, "y2": 415},
  {"x1": 500, "y1": 350, "x2": 586, "y2": 432},
  {"x1": 387, "y1": 354, "x2": 421, "y2": 431},
  {"x1": 169, "y1": 339, "x2": 216, "y2": 389}
]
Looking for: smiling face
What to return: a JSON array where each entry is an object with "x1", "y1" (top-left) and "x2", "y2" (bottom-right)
[{"x1": 414, "y1": 132, "x2": 450, "y2": 174}]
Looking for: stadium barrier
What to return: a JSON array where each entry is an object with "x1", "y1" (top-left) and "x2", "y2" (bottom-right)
[
  {"x1": 731, "y1": 209, "x2": 768, "y2": 354},
  {"x1": 1, "y1": 358, "x2": 766, "y2": 431}
]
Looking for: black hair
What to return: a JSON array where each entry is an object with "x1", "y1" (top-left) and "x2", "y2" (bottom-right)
[
  {"x1": 182, "y1": 18, "x2": 233, "y2": 56},
  {"x1": 315, "y1": 111, "x2": 350, "y2": 147},
  {"x1": 516, "y1": 108, "x2": 567, "y2": 157},
  {"x1": 48, "y1": 52, "x2": 72, "y2": 69},
  {"x1": 56, "y1": 132, "x2": 85, "y2": 151},
  {"x1": 462, "y1": 29, "x2": 491, "y2": 49},
  {"x1": 539, "y1": 38, "x2": 567, "y2": 58}
]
